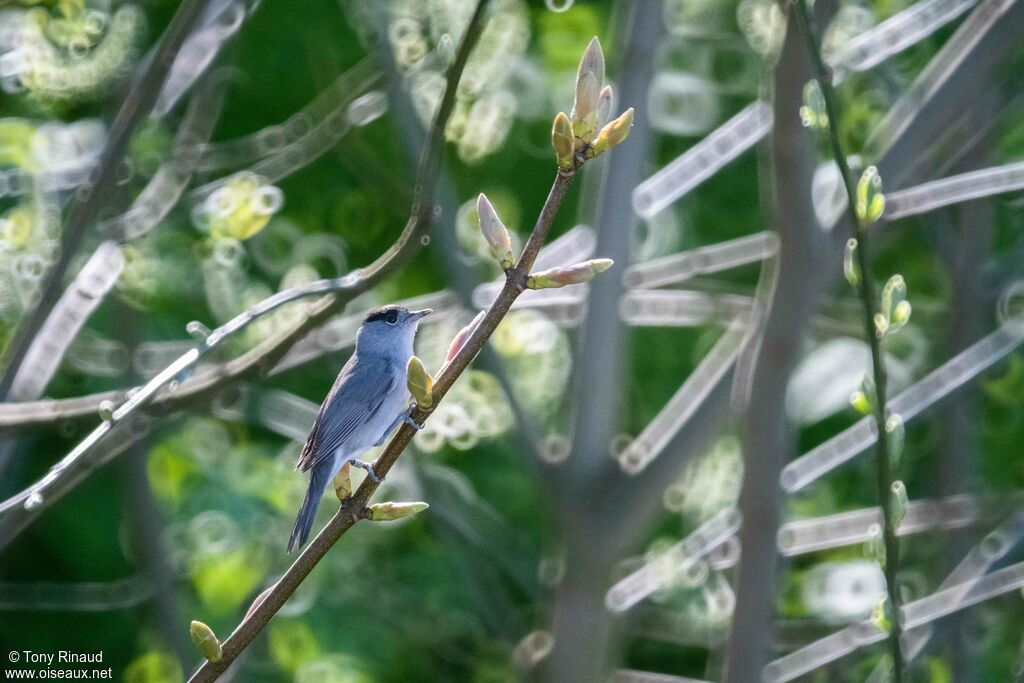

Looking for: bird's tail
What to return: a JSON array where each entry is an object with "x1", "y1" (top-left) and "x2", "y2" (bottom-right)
[{"x1": 288, "y1": 464, "x2": 331, "y2": 552}]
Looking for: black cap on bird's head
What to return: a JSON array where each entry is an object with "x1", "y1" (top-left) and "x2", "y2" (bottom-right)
[{"x1": 362, "y1": 305, "x2": 433, "y2": 327}]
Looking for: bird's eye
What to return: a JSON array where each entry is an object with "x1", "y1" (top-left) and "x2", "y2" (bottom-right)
[{"x1": 384, "y1": 310, "x2": 399, "y2": 325}]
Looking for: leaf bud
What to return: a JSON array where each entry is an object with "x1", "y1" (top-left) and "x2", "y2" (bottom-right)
[
  {"x1": 190, "y1": 621, "x2": 223, "y2": 663},
  {"x1": 476, "y1": 193, "x2": 514, "y2": 269},
  {"x1": 366, "y1": 501, "x2": 429, "y2": 521},
  {"x1": 527, "y1": 258, "x2": 614, "y2": 290},
  {"x1": 406, "y1": 356, "x2": 434, "y2": 409}
]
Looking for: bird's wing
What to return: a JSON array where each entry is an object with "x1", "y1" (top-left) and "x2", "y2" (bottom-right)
[{"x1": 296, "y1": 354, "x2": 398, "y2": 472}]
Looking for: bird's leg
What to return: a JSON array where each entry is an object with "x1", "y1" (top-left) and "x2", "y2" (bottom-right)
[
  {"x1": 349, "y1": 459, "x2": 380, "y2": 483},
  {"x1": 401, "y1": 404, "x2": 424, "y2": 431}
]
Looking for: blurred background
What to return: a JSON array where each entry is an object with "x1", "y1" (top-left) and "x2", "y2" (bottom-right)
[{"x1": 1, "y1": 0, "x2": 1023, "y2": 681}]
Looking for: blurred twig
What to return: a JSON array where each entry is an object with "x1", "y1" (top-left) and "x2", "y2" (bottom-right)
[
  {"x1": 793, "y1": 1, "x2": 903, "y2": 678},
  {"x1": 0, "y1": 0, "x2": 212, "y2": 398}
]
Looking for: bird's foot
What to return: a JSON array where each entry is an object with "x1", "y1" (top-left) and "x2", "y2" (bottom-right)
[
  {"x1": 350, "y1": 459, "x2": 381, "y2": 483},
  {"x1": 402, "y1": 409, "x2": 424, "y2": 431}
]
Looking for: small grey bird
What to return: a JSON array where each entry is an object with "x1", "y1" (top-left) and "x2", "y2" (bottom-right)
[{"x1": 288, "y1": 305, "x2": 431, "y2": 552}]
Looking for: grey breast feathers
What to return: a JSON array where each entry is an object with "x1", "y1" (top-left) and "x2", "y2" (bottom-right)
[{"x1": 296, "y1": 354, "x2": 397, "y2": 473}]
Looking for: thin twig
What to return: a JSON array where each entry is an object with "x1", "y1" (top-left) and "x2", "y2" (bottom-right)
[
  {"x1": 0, "y1": 0, "x2": 211, "y2": 398},
  {"x1": 188, "y1": 168, "x2": 579, "y2": 683},
  {"x1": 792, "y1": 1, "x2": 904, "y2": 679}
]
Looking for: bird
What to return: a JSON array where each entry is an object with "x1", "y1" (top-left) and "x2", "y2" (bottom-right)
[{"x1": 288, "y1": 304, "x2": 432, "y2": 552}]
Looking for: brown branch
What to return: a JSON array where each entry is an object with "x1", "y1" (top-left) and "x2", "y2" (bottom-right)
[{"x1": 188, "y1": 166, "x2": 578, "y2": 682}]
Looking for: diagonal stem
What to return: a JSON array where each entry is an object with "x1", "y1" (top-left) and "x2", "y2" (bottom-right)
[{"x1": 792, "y1": 1, "x2": 903, "y2": 680}]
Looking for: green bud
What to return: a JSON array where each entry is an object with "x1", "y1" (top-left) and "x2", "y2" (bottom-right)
[
  {"x1": 571, "y1": 37, "x2": 605, "y2": 143},
  {"x1": 406, "y1": 356, "x2": 434, "y2": 409},
  {"x1": 190, "y1": 621, "x2": 223, "y2": 663},
  {"x1": 799, "y1": 80, "x2": 828, "y2": 130},
  {"x1": 850, "y1": 374, "x2": 875, "y2": 415},
  {"x1": 588, "y1": 108, "x2": 634, "y2": 158},
  {"x1": 886, "y1": 413, "x2": 905, "y2": 469},
  {"x1": 865, "y1": 523, "x2": 886, "y2": 567},
  {"x1": 890, "y1": 480, "x2": 909, "y2": 529},
  {"x1": 551, "y1": 112, "x2": 575, "y2": 171},
  {"x1": 843, "y1": 238, "x2": 860, "y2": 289},
  {"x1": 874, "y1": 312, "x2": 889, "y2": 339},
  {"x1": 871, "y1": 595, "x2": 892, "y2": 633},
  {"x1": 855, "y1": 165, "x2": 885, "y2": 224},
  {"x1": 850, "y1": 390, "x2": 871, "y2": 415},
  {"x1": 881, "y1": 275, "x2": 906, "y2": 320},
  {"x1": 366, "y1": 501, "x2": 429, "y2": 521},
  {"x1": 334, "y1": 461, "x2": 352, "y2": 502},
  {"x1": 893, "y1": 300, "x2": 912, "y2": 326},
  {"x1": 528, "y1": 258, "x2": 614, "y2": 290},
  {"x1": 476, "y1": 193, "x2": 514, "y2": 270},
  {"x1": 878, "y1": 274, "x2": 909, "y2": 338}
]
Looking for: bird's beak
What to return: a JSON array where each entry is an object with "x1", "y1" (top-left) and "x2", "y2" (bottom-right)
[{"x1": 410, "y1": 308, "x2": 433, "y2": 320}]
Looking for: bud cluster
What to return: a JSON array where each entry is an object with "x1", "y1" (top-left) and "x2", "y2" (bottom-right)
[{"x1": 552, "y1": 37, "x2": 635, "y2": 171}]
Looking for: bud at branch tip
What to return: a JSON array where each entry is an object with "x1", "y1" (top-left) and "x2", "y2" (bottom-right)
[{"x1": 476, "y1": 194, "x2": 514, "y2": 270}]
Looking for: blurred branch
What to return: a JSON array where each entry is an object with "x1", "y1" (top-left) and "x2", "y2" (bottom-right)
[
  {"x1": 793, "y1": 1, "x2": 903, "y2": 679},
  {"x1": 0, "y1": 0, "x2": 493, "y2": 551},
  {"x1": 188, "y1": 133, "x2": 588, "y2": 683},
  {"x1": 0, "y1": 0, "x2": 212, "y2": 398},
  {"x1": 544, "y1": 3, "x2": 662, "y2": 681},
  {"x1": 721, "y1": 5, "x2": 827, "y2": 680},
  {"x1": 934, "y1": 141, "x2": 992, "y2": 682}
]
